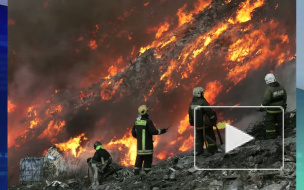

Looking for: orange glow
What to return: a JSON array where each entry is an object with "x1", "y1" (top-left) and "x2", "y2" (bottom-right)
[
  {"x1": 155, "y1": 22, "x2": 170, "y2": 39},
  {"x1": 107, "y1": 129, "x2": 137, "y2": 166},
  {"x1": 46, "y1": 105, "x2": 62, "y2": 116},
  {"x1": 56, "y1": 133, "x2": 88, "y2": 158},
  {"x1": 108, "y1": 65, "x2": 118, "y2": 77},
  {"x1": 225, "y1": 22, "x2": 293, "y2": 85},
  {"x1": 160, "y1": 36, "x2": 176, "y2": 48},
  {"x1": 156, "y1": 151, "x2": 173, "y2": 160},
  {"x1": 88, "y1": 40, "x2": 97, "y2": 50},
  {"x1": 29, "y1": 118, "x2": 40, "y2": 129},
  {"x1": 215, "y1": 120, "x2": 232, "y2": 130},
  {"x1": 204, "y1": 81, "x2": 223, "y2": 105},
  {"x1": 178, "y1": 115, "x2": 190, "y2": 134},
  {"x1": 39, "y1": 120, "x2": 66, "y2": 139},
  {"x1": 235, "y1": 0, "x2": 265, "y2": 23},
  {"x1": 192, "y1": 24, "x2": 228, "y2": 58},
  {"x1": 177, "y1": 4, "x2": 194, "y2": 27},
  {"x1": 8, "y1": 100, "x2": 16, "y2": 113},
  {"x1": 179, "y1": 134, "x2": 194, "y2": 152},
  {"x1": 177, "y1": 0, "x2": 212, "y2": 27}
]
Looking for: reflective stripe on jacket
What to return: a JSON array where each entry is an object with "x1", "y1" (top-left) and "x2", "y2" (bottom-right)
[{"x1": 132, "y1": 114, "x2": 162, "y2": 155}]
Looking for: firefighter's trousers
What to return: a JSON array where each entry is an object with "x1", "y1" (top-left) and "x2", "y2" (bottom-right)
[
  {"x1": 265, "y1": 111, "x2": 283, "y2": 139},
  {"x1": 134, "y1": 154, "x2": 153, "y2": 175},
  {"x1": 196, "y1": 126, "x2": 217, "y2": 154}
]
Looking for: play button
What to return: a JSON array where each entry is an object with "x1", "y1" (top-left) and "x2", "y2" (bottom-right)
[{"x1": 225, "y1": 123, "x2": 254, "y2": 153}]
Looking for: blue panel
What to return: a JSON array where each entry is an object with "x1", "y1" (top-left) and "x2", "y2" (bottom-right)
[{"x1": 0, "y1": 4, "x2": 8, "y2": 189}]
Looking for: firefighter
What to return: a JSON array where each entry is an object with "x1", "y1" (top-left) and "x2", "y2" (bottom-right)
[
  {"x1": 188, "y1": 87, "x2": 217, "y2": 156},
  {"x1": 132, "y1": 105, "x2": 168, "y2": 175},
  {"x1": 87, "y1": 141, "x2": 112, "y2": 186},
  {"x1": 261, "y1": 73, "x2": 287, "y2": 139}
]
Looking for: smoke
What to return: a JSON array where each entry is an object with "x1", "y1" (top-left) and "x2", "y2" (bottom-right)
[
  {"x1": 8, "y1": 0, "x2": 194, "y2": 101},
  {"x1": 7, "y1": 0, "x2": 296, "y2": 185}
]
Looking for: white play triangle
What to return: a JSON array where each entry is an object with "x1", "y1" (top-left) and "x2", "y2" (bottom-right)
[{"x1": 225, "y1": 123, "x2": 254, "y2": 153}]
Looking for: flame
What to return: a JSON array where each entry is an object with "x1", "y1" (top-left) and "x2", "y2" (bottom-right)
[
  {"x1": 156, "y1": 151, "x2": 173, "y2": 160},
  {"x1": 56, "y1": 133, "x2": 88, "y2": 158},
  {"x1": 215, "y1": 120, "x2": 232, "y2": 130},
  {"x1": 225, "y1": 21, "x2": 293, "y2": 85},
  {"x1": 108, "y1": 65, "x2": 118, "y2": 76},
  {"x1": 8, "y1": 0, "x2": 296, "y2": 175},
  {"x1": 8, "y1": 100, "x2": 16, "y2": 113},
  {"x1": 29, "y1": 118, "x2": 41, "y2": 129},
  {"x1": 46, "y1": 105, "x2": 62, "y2": 116},
  {"x1": 178, "y1": 115, "x2": 191, "y2": 134},
  {"x1": 204, "y1": 81, "x2": 223, "y2": 105},
  {"x1": 235, "y1": 0, "x2": 265, "y2": 23},
  {"x1": 177, "y1": 0, "x2": 212, "y2": 27},
  {"x1": 88, "y1": 40, "x2": 97, "y2": 50},
  {"x1": 179, "y1": 134, "x2": 194, "y2": 152},
  {"x1": 107, "y1": 129, "x2": 137, "y2": 166},
  {"x1": 155, "y1": 22, "x2": 170, "y2": 39},
  {"x1": 39, "y1": 120, "x2": 66, "y2": 139}
]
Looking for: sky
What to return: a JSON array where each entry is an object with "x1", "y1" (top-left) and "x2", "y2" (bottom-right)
[{"x1": 0, "y1": 0, "x2": 7, "y2": 6}]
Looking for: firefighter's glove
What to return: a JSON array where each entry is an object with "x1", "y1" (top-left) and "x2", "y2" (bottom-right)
[
  {"x1": 161, "y1": 128, "x2": 168, "y2": 134},
  {"x1": 87, "y1": 157, "x2": 92, "y2": 163}
]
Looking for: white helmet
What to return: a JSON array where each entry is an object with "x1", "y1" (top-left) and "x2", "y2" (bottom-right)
[
  {"x1": 193, "y1": 87, "x2": 204, "y2": 97},
  {"x1": 264, "y1": 73, "x2": 276, "y2": 84}
]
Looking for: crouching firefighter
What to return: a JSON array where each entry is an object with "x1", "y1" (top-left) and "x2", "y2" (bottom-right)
[
  {"x1": 189, "y1": 87, "x2": 218, "y2": 156},
  {"x1": 87, "y1": 141, "x2": 112, "y2": 186},
  {"x1": 132, "y1": 105, "x2": 168, "y2": 175},
  {"x1": 261, "y1": 73, "x2": 287, "y2": 139}
]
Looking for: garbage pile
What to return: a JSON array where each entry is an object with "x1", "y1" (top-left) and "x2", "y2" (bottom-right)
[{"x1": 9, "y1": 111, "x2": 296, "y2": 190}]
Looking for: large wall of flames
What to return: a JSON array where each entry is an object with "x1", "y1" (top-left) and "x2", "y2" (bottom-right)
[{"x1": 8, "y1": 0, "x2": 295, "y2": 184}]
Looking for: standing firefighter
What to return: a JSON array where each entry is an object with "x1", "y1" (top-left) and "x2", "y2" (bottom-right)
[
  {"x1": 87, "y1": 141, "x2": 112, "y2": 186},
  {"x1": 261, "y1": 73, "x2": 287, "y2": 139},
  {"x1": 132, "y1": 105, "x2": 168, "y2": 175},
  {"x1": 189, "y1": 87, "x2": 217, "y2": 156}
]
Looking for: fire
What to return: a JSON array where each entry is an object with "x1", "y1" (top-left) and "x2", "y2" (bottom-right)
[
  {"x1": 177, "y1": 0, "x2": 212, "y2": 27},
  {"x1": 46, "y1": 105, "x2": 62, "y2": 116},
  {"x1": 8, "y1": 100, "x2": 16, "y2": 113},
  {"x1": 108, "y1": 65, "x2": 118, "y2": 77},
  {"x1": 107, "y1": 129, "x2": 137, "y2": 166},
  {"x1": 88, "y1": 40, "x2": 97, "y2": 50},
  {"x1": 179, "y1": 134, "x2": 194, "y2": 152},
  {"x1": 235, "y1": 0, "x2": 265, "y2": 23},
  {"x1": 156, "y1": 151, "x2": 173, "y2": 160},
  {"x1": 39, "y1": 120, "x2": 66, "y2": 139},
  {"x1": 225, "y1": 21, "x2": 293, "y2": 85},
  {"x1": 56, "y1": 133, "x2": 88, "y2": 158},
  {"x1": 215, "y1": 120, "x2": 232, "y2": 130},
  {"x1": 29, "y1": 118, "x2": 40, "y2": 129},
  {"x1": 8, "y1": 0, "x2": 295, "y2": 179},
  {"x1": 178, "y1": 115, "x2": 190, "y2": 134},
  {"x1": 204, "y1": 81, "x2": 223, "y2": 105},
  {"x1": 155, "y1": 22, "x2": 170, "y2": 39}
]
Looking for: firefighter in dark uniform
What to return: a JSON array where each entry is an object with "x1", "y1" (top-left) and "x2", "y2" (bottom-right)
[
  {"x1": 261, "y1": 73, "x2": 287, "y2": 139},
  {"x1": 188, "y1": 87, "x2": 217, "y2": 156},
  {"x1": 132, "y1": 105, "x2": 168, "y2": 175},
  {"x1": 87, "y1": 141, "x2": 112, "y2": 186}
]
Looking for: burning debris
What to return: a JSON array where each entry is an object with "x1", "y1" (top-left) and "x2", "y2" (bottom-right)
[
  {"x1": 10, "y1": 111, "x2": 296, "y2": 190},
  {"x1": 8, "y1": 0, "x2": 295, "y2": 187}
]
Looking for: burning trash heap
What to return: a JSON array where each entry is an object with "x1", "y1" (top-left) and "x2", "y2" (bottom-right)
[
  {"x1": 8, "y1": 0, "x2": 296, "y2": 189},
  {"x1": 10, "y1": 111, "x2": 296, "y2": 190}
]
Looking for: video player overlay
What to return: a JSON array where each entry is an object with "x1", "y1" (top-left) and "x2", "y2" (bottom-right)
[{"x1": 192, "y1": 106, "x2": 295, "y2": 170}]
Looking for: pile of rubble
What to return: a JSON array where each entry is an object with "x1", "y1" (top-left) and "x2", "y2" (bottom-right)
[{"x1": 9, "y1": 111, "x2": 296, "y2": 190}]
